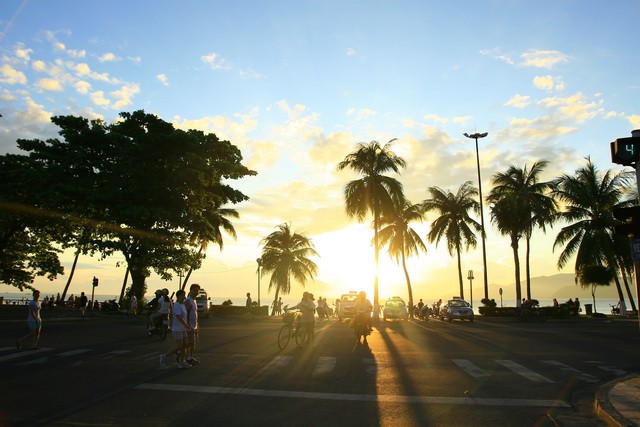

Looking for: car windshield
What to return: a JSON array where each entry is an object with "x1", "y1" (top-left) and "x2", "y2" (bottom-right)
[
  {"x1": 449, "y1": 300, "x2": 470, "y2": 308},
  {"x1": 385, "y1": 300, "x2": 405, "y2": 308},
  {"x1": 196, "y1": 293, "x2": 207, "y2": 302},
  {"x1": 342, "y1": 295, "x2": 357, "y2": 302}
]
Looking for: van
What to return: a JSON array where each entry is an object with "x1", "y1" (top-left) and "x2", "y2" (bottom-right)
[{"x1": 195, "y1": 289, "x2": 210, "y2": 318}]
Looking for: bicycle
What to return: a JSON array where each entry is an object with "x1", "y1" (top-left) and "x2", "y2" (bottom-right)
[
  {"x1": 610, "y1": 304, "x2": 620, "y2": 315},
  {"x1": 278, "y1": 310, "x2": 307, "y2": 349}
]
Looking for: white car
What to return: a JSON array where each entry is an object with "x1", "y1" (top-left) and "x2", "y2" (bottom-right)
[
  {"x1": 195, "y1": 289, "x2": 210, "y2": 318},
  {"x1": 383, "y1": 297, "x2": 408, "y2": 321},
  {"x1": 440, "y1": 297, "x2": 474, "y2": 322},
  {"x1": 338, "y1": 292, "x2": 358, "y2": 321}
]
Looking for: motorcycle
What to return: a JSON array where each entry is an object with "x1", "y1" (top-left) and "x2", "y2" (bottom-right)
[
  {"x1": 353, "y1": 313, "x2": 371, "y2": 343},
  {"x1": 147, "y1": 313, "x2": 170, "y2": 340}
]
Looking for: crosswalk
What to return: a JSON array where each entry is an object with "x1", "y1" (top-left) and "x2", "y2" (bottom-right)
[{"x1": 0, "y1": 346, "x2": 628, "y2": 386}]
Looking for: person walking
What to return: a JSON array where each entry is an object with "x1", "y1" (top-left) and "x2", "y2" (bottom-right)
[
  {"x1": 129, "y1": 294, "x2": 138, "y2": 318},
  {"x1": 17, "y1": 290, "x2": 42, "y2": 349},
  {"x1": 245, "y1": 292, "x2": 253, "y2": 319},
  {"x1": 184, "y1": 283, "x2": 200, "y2": 365},
  {"x1": 78, "y1": 292, "x2": 88, "y2": 319},
  {"x1": 159, "y1": 290, "x2": 192, "y2": 369}
]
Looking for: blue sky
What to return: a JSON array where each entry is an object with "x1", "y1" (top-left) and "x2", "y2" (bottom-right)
[{"x1": 1, "y1": 0, "x2": 639, "y2": 304}]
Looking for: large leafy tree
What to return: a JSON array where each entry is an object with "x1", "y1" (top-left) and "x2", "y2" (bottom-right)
[
  {"x1": 260, "y1": 223, "x2": 318, "y2": 315},
  {"x1": 489, "y1": 161, "x2": 558, "y2": 300},
  {"x1": 2, "y1": 111, "x2": 255, "y2": 299},
  {"x1": 423, "y1": 181, "x2": 482, "y2": 299},
  {"x1": 337, "y1": 140, "x2": 406, "y2": 319},
  {"x1": 378, "y1": 198, "x2": 427, "y2": 317},
  {"x1": 552, "y1": 158, "x2": 634, "y2": 309}
]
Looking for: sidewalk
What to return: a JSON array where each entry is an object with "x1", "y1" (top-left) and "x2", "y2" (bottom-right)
[{"x1": 596, "y1": 374, "x2": 640, "y2": 426}]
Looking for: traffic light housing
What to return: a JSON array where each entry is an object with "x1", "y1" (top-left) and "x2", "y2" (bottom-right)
[
  {"x1": 611, "y1": 137, "x2": 640, "y2": 166},
  {"x1": 92, "y1": 276, "x2": 99, "y2": 287},
  {"x1": 612, "y1": 206, "x2": 640, "y2": 238}
]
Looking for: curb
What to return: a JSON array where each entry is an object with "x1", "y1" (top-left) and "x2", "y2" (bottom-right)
[{"x1": 595, "y1": 374, "x2": 637, "y2": 427}]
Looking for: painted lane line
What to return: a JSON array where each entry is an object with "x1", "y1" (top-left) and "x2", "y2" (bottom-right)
[
  {"x1": 312, "y1": 357, "x2": 336, "y2": 377},
  {"x1": 452, "y1": 359, "x2": 490, "y2": 378},
  {"x1": 133, "y1": 352, "x2": 159, "y2": 361},
  {"x1": 16, "y1": 357, "x2": 49, "y2": 365},
  {"x1": 102, "y1": 350, "x2": 131, "y2": 360},
  {"x1": 135, "y1": 383, "x2": 570, "y2": 407},
  {"x1": 598, "y1": 365, "x2": 627, "y2": 376},
  {"x1": 56, "y1": 349, "x2": 92, "y2": 357},
  {"x1": 0, "y1": 348, "x2": 53, "y2": 362},
  {"x1": 541, "y1": 360, "x2": 598, "y2": 383},
  {"x1": 495, "y1": 360, "x2": 554, "y2": 383},
  {"x1": 257, "y1": 355, "x2": 292, "y2": 376}
]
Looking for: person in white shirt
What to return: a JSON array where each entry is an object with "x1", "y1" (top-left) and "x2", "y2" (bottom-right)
[
  {"x1": 184, "y1": 283, "x2": 200, "y2": 365},
  {"x1": 16, "y1": 290, "x2": 42, "y2": 349},
  {"x1": 159, "y1": 290, "x2": 192, "y2": 369},
  {"x1": 289, "y1": 291, "x2": 316, "y2": 346},
  {"x1": 129, "y1": 294, "x2": 137, "y2": 317}
]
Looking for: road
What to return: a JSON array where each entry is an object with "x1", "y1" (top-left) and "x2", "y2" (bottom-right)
[{"x1": 1, "y1": 313, "x2": 638, "y2": 426}]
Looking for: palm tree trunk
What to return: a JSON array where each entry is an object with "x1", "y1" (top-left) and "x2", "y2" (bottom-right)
[
  {"x1": 511, "y1": 234, "x2": 522, "y2": 306},
  {"x1": 621, "y1": 270, "x2": 637, "y2": 312},
  {"x1": 60, "y1": 245, "x2": 81, "y2": 301},
  {"x1": 118, "y1": 268, "x2": 130, "y2": 304},
  {"x1": 373, "y1": 211, "x2": 380, "y2": 320},
  {"x1": 180, "y1": 246, "x2": 204, "y2": 291},
  {"x1": 456, "y1": 242, "x2": 464, "y2": 299},
  {"x1": 401, "y1": 248, "x2": 414, "y2": 318},
  {"x1": 525, "y1": 233, "x2": 532, "y2": 300},
  {"x1": 271, "y1": 287, "x2": 280, "y2": 316}
]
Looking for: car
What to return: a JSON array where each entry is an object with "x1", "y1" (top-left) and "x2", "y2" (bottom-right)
[
  {"x1": 439, "y1": 297, "x2": 474, "y2": 322},
  {"x1": 383, "y1": 297, "x2": 408, "y2": 321},
  {"x1": 195, "y1": 289, "x2": 210, "y2": 318},
  {"x1": 338, "y1": 291, "x2": 358, "y2": 321}
]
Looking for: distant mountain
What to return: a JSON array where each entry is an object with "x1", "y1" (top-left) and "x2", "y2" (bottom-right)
[{"x1": 493, "y1": 273, "x2": 622, "y2": 300}]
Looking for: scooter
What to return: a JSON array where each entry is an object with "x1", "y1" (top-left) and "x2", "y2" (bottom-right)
[
  {"x1": 353, "y1": 313, "x2": 371, "y2": 343},
  {"x1": 147, "y1": 313, "x2": 170, "y2": 340}
]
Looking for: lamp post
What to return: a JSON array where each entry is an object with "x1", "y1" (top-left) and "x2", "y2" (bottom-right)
[
  {"x1": 256, "y1": 257, "x2": 262, "y2": 307},
  {"x1": 464, "y1": 131, "x2": 489, "y2": 300},
  {"x1": 467, "y1": 270, "x2": 474, "y2": 309}
]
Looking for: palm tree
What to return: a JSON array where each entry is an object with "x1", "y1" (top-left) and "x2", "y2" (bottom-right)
[
  {"x1": 576, "y1": 264, "x2": 613, "y2": 314},
  {"x1": 489, "y1": 161, "x2": 558, "y2": 300},
  {"x1": 487, "y1": 190, "x2": 530, "y2": 305},
  {"x1": 337, "y1": 140, "x2": 406, "y2": 319},
  {"x1": 260, "y1": 223, "x2": 319, "y2": 316},
  {"x1": 552, "y1": 158, "x2": 635, "y2": 309},
  {"x1": 378, "y1": 198, "x2": 427, "y2": 317},
  {"x1": 423, "y1": 181, "x2": 482, "y2": 299},
  {"x1": 180, "y1": 202, "x2": 239, "y2": 291}
]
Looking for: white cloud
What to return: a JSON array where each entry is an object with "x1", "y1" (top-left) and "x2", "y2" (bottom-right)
[
  {"x1": 66, "y1": 49, "x2": 86, "y2": 59},
  {"x1": 452, "y1": 116, "x2": 470, "y2": 124},
  {"x1": 44, "y1": 30, "x2": 66, "y2": 52},
  {"x1": 156, "y1": 73, "x2": 169, "y2": 86},
  {"x1": 110, "y1": 83, "x2": 140, "y2": 109},
  {"x1": 533, "y1": 75, "x2": 565, "y2": 92},
  {"x1": 0, "y1": 64, "x2": 27, "y2": 85},
  {"x1": 90, "y1": 90, "x2": 110, "y2": 106},
  {"x1": 75, "y1": 80, "x2": 91, "y2": 94},
  {"x1": 479, "y1": 47, "x2": 515, "y2": 66},
  {"x1": 32, "y1": 60, "x2": 46, "y2": 72},
  {"x1": 520, "y1": 49, "x2": 570, "y2": 69},
  {"x1": 504, "y1": 94, "x2": 531, "y2": 109},
  {"x1": 539, "y1": 92, "x2": 600, "y2": 123},
  {"x1": 36, "y1": 77, "x2": 63, "y2": 92},
  {"x1": 128, "y1": 56, "x2": 142, "y2": 64},
  {"x1": 201, "y1": 52, "x2": 226, "y2": 69},
  {"x1": 98, "y1": 52, "x2": 120, "y2": 62},
  {"x1": 239, "y1": 68, "x2": 264, "y2": 79},
  {"x1": 627, "y1": 114, "x2": 640, "y2": 129},
  {"x1": 423, "y1": 114, "x2": 448, "y2": 124},
  {"x1": 346, "y1": 48, "x2": 356, "y2": 56},
  {"x1": 346, "y1": 107, "x2": 376, "y2": 121},
  {"x1": 15, "y1": 43, "x2": 33, "y2": 62}
]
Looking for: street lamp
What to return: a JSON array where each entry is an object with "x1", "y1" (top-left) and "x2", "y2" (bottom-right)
[
  {"x1": 256, "y1": 257, "x2": 262, "y2": 307},
  {"x1": 467, "y1": 270, "x2": 474, "y2": 309},
  {"x1": 464, "y1": 132, "x2": 489, "y2": 300}
]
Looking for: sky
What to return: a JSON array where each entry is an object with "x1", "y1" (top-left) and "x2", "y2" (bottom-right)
[{"x1": 1, "y1": 0, "x2": 639, "y2": 306}]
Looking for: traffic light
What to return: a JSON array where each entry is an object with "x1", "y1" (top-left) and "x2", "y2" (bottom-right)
[
  {"x1": 611, "y1": 137, "x2": 640, "y2": 166},
  {"x1": 612, "y1": 206, "x2": 640, "y2": 238},
  {"x1": 92, "y1": 276, "x2": 99, "y2": 287}
]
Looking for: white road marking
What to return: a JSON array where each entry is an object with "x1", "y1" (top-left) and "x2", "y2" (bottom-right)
[
  {"x1": 453, "y1": 359, "x2": 490, "y2": 378},
  {"x1": 257, "y1": 355, "x2": 292, "y2": 375},
  {"x1": 363, "y1": 358, "x2": 377, "y2": 374},
  {"x1": 0, "y1": 348, "x2": 52, "y2": 362},
  {"x1": 496, "y1": 360, "x2": 554, "y2": 383},
  {"x1": 57, "y1": 349, "x2": 92, "y2": 357},
  {"x1": 135, "y1": 383, "x2": 570, "y2": 407},
  {"x1": 312, "y1": 357, "x2": 336, "y2": 377},
  {"x1": 102, "y1": 350, "x2": 131, "y2": 360},
  {"x1": 541, "y1": 360, "x2": 598, "y2": 383}
]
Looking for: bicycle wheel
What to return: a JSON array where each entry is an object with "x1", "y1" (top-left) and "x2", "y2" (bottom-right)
[
  {"x1": 295, "y1": 323, "x2": 308, "y2": 346},
  {"x1": 278, "y1": 324, "x2": 291, "y2": 349}
]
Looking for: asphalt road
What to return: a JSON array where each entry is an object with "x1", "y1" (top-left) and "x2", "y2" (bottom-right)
[{"x1": 1, "y1": 313, "x2": 639, "y2": 426}]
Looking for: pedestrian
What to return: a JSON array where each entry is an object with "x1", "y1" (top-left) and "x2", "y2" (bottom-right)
[
  {"x1": 276, "y1": 297, "x2": 283, "y2": 315},
  {"x1": 159, "y1": 289, "x2": 192, "y2": 369},
  {"x1": 129, "y1": 294, "x2": 138, "y2": 317},
  {"x1": 574, "y1": 297, "x2": 581, "y2": 315},
  {"x1": 16, "y1": 290, "x2": 42, "y2": 349},
  {"x1": 245, "y1": 292, "x2": 253, "y2": 318},
  {"x1": 78, "y1": 292, "x2": 88, "y2": 319},
  {"x1": 184, "y1": 283, "x2": 200, "y2": 365},
  {"x1": 288, "y1": 291, "x2": 316, "y2": 346}
]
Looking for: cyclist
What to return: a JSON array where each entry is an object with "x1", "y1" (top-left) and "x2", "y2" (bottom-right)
[
  {"x1": 146, "y1": 289, "x2": 163, "y2": 331},
  {"x1": 149, "y1": 288, "x2": 171, "y2": 332},
  {"x1": 289, "y1": 291, "x2": 316, "y2": 346},
  {"x1": 353, "y1": 291, "x2": 373, "y2": 332}
]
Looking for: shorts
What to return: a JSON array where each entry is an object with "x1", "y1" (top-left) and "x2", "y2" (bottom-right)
[
  {"x1": 171, "y1": 330, "x2": 188, "y2": 341},
  {"x1": 186, "y1": 329, "x2": 197, "y2": 343},
  {"x1": 28, "y1": 320, "x2": 41, "y2": 331}
]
